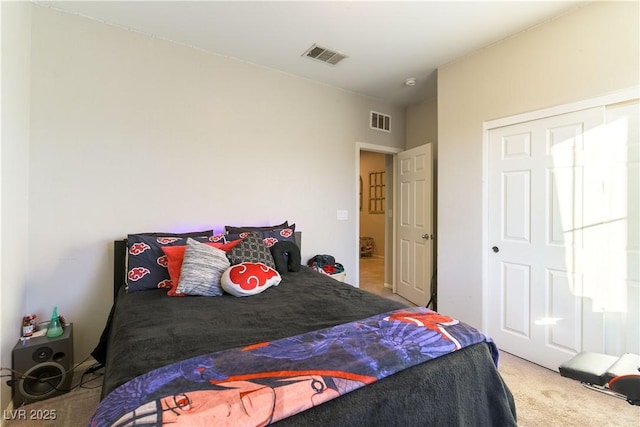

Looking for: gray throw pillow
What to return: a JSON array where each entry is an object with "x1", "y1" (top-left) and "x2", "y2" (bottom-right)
[
  {"x1": 176, "y1": 238, "x2": 230, "y2": 296},
  {"x1": 226, "y1": 232, "x2": 276, "y2": 270}
]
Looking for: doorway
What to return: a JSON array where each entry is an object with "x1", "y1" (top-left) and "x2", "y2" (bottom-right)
[
  {"x1": 355, "y1": 142, "x2": 434, "y2": 308},
  {"x1": 359, "y1": 150, "x2": 392, "y2": 296},
  {"x1": 354, "y1": 143, "x2": 401, "y2": 293}
]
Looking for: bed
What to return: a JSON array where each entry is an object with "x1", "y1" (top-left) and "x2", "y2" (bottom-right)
[{"x1": 90, "y1": 227, "x2": 517, "y2": 426}]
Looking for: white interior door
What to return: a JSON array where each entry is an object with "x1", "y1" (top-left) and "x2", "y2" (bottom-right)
[
  {"x1": 487, "y1": 104, "x2": 639, "y2": 371},
  {"x1": 396, "y1": 144, "x2": 433, "y2": 306}
]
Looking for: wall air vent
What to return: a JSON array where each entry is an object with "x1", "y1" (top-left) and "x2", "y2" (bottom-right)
[
  {"x1": 370, "y1": 111, "x2": 391, "y2": 133},
  {"x1": 303, "y1": 44, "x2": 347, "y2": 65}
]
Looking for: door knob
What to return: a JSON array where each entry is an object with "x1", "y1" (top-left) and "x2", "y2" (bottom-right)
[
  {"x1": 492, "y1": 246, "x2": 499, "y2": 253},
  {"x1": 422, "y1": 234, "x2": 433, "y2": 240}
]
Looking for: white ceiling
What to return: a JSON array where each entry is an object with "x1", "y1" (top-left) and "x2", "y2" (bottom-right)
[{"x1": 37, "y1": 1, "x2": 587, "y2": 106}]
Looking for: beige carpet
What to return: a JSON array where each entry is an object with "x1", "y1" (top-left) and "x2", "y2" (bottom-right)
[
  {"x1": 4, "y1": 360, "x2": 102, "y2": 427},
  {"x1": 499, "y1": 351, "x2": 639, "y2": 426},
  {"x1": 359, "y1": 256, "x2": 415, "y2": 306}
]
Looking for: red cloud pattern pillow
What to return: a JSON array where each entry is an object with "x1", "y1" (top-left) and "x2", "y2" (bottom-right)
[{"x1": 220, "y1": 262, "x2": 281, "y2": 297}]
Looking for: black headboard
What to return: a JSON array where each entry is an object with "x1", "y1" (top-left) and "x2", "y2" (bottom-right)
[
  {"x1": 113, "y1": 240, "x2": 127, "y2": 300},
  {"x1": 113, "y1": 232, "x2": 302, "y2": 299}
]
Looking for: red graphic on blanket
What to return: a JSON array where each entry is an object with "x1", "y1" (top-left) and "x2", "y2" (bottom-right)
[
  {"x1": 128, "y1": 267, "x2": 150, "y2": 281},
  {"x1": 157, "y1": 255, "x2": 168, "y2": 267},
  {"x1": 229, "y1": 263, "x2": 278, "y2": 290},
  {"x1": 156, "y1": 237, "x2": 180, "y2": 244},
  {"x1": 279, "y1": 228, "x2": 294, "y2": 238},
  {"x1": 157, "y1": 279, "x2": 172, "y2": 289},
  {"x1": 129, "y1": 242, "x2": 150, "y2": 255},
  {"x1": 385, "y1": 311, "x2": 462, "y2": 349},
  {"x1": 263, "y1": 237, "x2": 278, "y2": 247}
]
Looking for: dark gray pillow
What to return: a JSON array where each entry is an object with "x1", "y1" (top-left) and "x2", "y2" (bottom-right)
[
  {"x1": 176, "y1": 238, "x2": 230, "y2": 296},
  {"x1": 226, "y1": 232, "x2": 276, "y2": 270},
  {"x1": 270, "y1": 241, "x2": 301, "y2": 274}
]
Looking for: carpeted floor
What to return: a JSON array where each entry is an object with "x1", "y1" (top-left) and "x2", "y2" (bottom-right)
[
  {"x1": 4, "y1": 360, "x2": 102, "y2": 427},
  {"x1": 359, "y1": 256, "x2": 414, "y2": 306},
  {"x1": 499, "y1": 351, "x2": 639, "y2": 426}
]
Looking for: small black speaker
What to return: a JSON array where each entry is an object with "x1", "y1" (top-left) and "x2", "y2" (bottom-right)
[{"x1": 11, "y1": 324, "x2": 73, "y2": 407}]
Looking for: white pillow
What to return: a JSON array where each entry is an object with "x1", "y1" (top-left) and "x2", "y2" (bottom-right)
[
  {"x1": 221, "y1": 262, "x2": 281, "y2": 297},
  {"x1": 176, "y1": 238, "x2": 230, "y2": 296}
]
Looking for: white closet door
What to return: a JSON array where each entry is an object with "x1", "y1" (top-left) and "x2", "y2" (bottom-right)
[{"x1": 486, "y1": 106, "x2": 636, "y2": 371}]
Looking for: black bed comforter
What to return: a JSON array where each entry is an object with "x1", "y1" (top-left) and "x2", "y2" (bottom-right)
[{"x1": 96, "y1": 267, "x2": 517, "y2": 426}]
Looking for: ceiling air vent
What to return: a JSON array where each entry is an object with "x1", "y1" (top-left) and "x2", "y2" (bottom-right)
[
  {"x1": 370, "y1": 111, "x2": 391, "y2": 133},
  {"x1": 303, "y1": 44, "x2": 347, "y2": 65}
]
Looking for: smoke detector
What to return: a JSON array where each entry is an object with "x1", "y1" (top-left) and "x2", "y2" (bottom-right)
[{"x1": 404, "y1": 78, "x2": 417, "y2": 87}]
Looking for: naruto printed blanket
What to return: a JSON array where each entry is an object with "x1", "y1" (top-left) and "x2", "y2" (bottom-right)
[{"x1": 89, "y1": 307, "x2": 498, "y2": 426}]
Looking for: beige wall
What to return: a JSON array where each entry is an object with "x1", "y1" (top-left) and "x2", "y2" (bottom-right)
[
  {"x1": 437, "y1": 1, "x2": 639, "y2": 328},
  {"x1": 406, "y1": 97, "x2": 437, "y2": 150},
  {"x1": 0, "y1": 1, "x2": 32, "y2": 410},
  {"x1": 359, "y1": 151, "x2": 386, "y2": 257},
  {"x1": 406, "y1": 97, "x2": 438, "y2": 272},
  {"x1": 2, "y1": 4, "x2": 407, "y2": 372}
]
